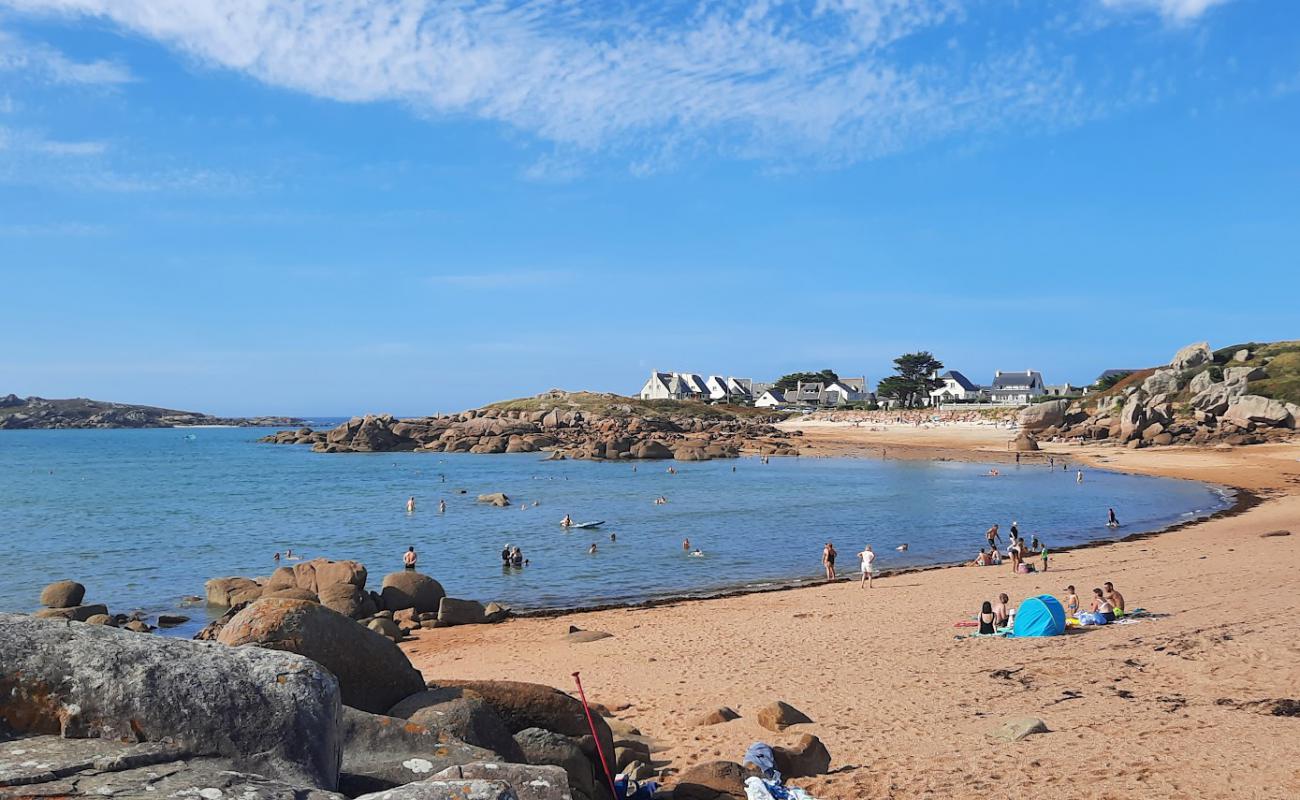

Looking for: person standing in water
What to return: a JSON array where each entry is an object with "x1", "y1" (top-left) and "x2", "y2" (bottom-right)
[
  {"x1": 1076, "y1": 470, "x2": 1084, "y2": 483},
  {"x1": 588, "y1": 543, "x2": 598, "y2": 555},
  {"x1": 561, "y1": 514, "x2": 573, "y2": 528},
  {"x1": 822, "y1": 542, "x2": 838, "y2": 581},
  {"x1": 985, "y1": 524, "x2": 1001, "y2": 552},
  {"x1": 439, "y1": 499, "x2": 447, "y2": 513},
  {"x1": 406, "y1": 496, "x2": 416, "y2": 513},
  {"x1": 403, "y1": 546, "x2": 417, "y2": 570},
  {"x1": 1108, "y1": 507, "x2": 1119, "y2": 527},
  {"x1": 682, "y1": 538, "x2": 691, "y2": 551}
]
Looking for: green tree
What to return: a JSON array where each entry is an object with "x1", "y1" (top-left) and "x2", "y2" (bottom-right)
[
  {"x1": 773, "y1": 369, "x2": 839, "y2": 391},
  {"x1": 876, "y1": 352, "x2": 944, "y2": 407},
  {"x1": 1093, "y1": 371, "x2": 1133, "y2": 392}
]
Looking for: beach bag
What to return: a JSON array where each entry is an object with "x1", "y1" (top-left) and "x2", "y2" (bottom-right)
[{"x1": 1078, "y1": 611, "x2": 1107, "y2": 626}]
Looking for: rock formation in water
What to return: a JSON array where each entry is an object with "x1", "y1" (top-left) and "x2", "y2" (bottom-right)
[
  {"x1": 261, "y1": 391, "x2": 799, "y2": 460},
  {"x1": 0, "y1": 393, "x2": 304, "y2": 429}
]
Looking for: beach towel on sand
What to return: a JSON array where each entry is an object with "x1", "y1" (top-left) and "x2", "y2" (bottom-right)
[{"x1": 745, "y1": 776, "x2": 818, "y2": 800}]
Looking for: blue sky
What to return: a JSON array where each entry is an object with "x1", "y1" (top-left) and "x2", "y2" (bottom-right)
[{"x1": 0, "y1": 0, "x2": 1297, "y2": 416}]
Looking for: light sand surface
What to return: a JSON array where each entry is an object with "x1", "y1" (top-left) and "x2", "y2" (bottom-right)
[{"x1": 405, "y1": 431, "x2": 1300, "y2": 800}]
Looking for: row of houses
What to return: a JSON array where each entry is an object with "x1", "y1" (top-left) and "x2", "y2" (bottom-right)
[
  {"x1": 641, "y1": 368, "x2": 1097, "y2": 409},
  {"x1": 928, "y1": 370, "x2": 1083, "y2": 405},
  {"x1": 638, "y1": 371, "x2": 871, "y2": 408}
]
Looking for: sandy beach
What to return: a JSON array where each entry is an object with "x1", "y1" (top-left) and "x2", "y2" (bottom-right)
[{"x1": 404, "y1": 423, "x2": 1300, "y2": 800}]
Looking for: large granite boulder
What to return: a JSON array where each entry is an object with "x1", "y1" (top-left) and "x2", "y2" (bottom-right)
[
  {"x1": 1016, "y1": 400, "x2": 1067, "y2": 433},
  {"x1": 1170, "y1": 341, "x2": 1212, "y2": 371},
  {"x1": 1118, "y1": 395, "x2": 1147, "y2": 441},
  {"x1": 1188, "y1": 369, "x2": 1217, "y2": 395},
  {"x1": 294, "y1": 558, "x2": 368, "y2": 594},
  {"x1": 217, "y1": 598, "x2": 424, "y2": 714},
  {"x1": 0, "y1": 736, "x2": 346, "y2": 800},
  {"x1": 0, "y1": 613, "x2": 341, "y2": 790},
  {"x1": 389, "y1": 689, "x2": 525, "y2": 762},
  {"x1": 205, "y1": 576, "x2": 260, "y2": 607},
  {"x1": 1141, "y1": 368, "x2": 1183, "y2": 396},
  {"x1": 1224, "y1": 395, "x2": 1295, "y2": 428},
  {"x1": 477, "y1": 493, "x2": 511, "y2": 507},
  {"x1": 339, "y1": 706, "x2": 500, "y2": 796},
  {"x1": 382, "y1": 571, "x2": 446, "y2": 613},
  {"x1": 432, "y1": 763, "x2": 571, "y2": 800},
  {"x1": 431, "y1": 680, "x2": 614, "y2": 765},
  {"x1": 320, "y1": 582, "x2": 379, "y2": 619},
  {"x1": 354, "y1": 779, "x2": 519, "y2": 799},
  {"x1": 264, "y1": 566, "x2": 299, "y2": 592},
  {"x1": 438, "y1": 597, "x2": 488, "y2": 626},
  {"x1": 39, "y1": 580, "x2": 85, "y2": 608},
  {"x1": 1224, "y1": 365, "x2": 1267, "y2": 384},
  {"x1": 1191, "y1": 379, "x2": 1247, "y2": 415},
  {"x1": 513, "y1": 728, "x2": 595, "y2": 800}
]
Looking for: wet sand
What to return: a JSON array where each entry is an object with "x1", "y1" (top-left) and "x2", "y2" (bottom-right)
[{"x1": 404, "y1": 424, "x2": 1300, "y2": 800}]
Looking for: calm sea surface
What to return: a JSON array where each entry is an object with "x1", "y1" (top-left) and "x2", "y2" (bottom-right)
[{"x1": 0, "y1": 427, "x2": 1230, "y2": 635}]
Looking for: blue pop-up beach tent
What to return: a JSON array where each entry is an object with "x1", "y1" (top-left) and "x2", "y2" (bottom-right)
[{"x1": 1013, "y1": 595, "x2": 1066, "y2": 637}]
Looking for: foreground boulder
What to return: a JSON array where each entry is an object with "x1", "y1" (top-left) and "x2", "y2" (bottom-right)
[
  {"x1": 674, "y1": 761, "x2": 753, "y2": 800},
  {"x1": 433, "y1": 763, "x2": 572, "y2": 800},
  {"x1": 438, "y1": 597, "x2": 488, "y2": 626},
  {"x1": 382, "y1": 571, "x2": 447, "y2": 613},
  {"x1": 772, "y1": 733, "x2": 831, "y2": 778},
  {"x1": 353, "y1": 779, "x2": 519, "y2": 799},
  {"x1": 431, "y1": 680, "x2": 614, "y2": 766},
  {"x1": 217, "y1": 598, "x2": 424, "y2": 714},
  {"x1": 0, "y1": 735, "x2": 346, "y2": 800},
  {"x1": 0, "y1": 613, "x2": 342, "y2": 790},
  {"x1": 39, "y1": 580, "x2": 85, "y2": 608},
  {"x1": 513, "y1": 727, "x2": 595, "y2": 800},
  {"x1": 338, "y1": 706, "x2": 500, "y2": 796},
  {"x1": 32, "y1": 603, "x2": 108, "y2": 622},
  {"x1": 389, "y1": 688, "x2": 525, "y2": 762},
  {"x1": 1017, "y1": 400, "x2": 1068, "y2": 433},
  {"x1": 320, "y1": 581, "x2": 379, "y2": 618}
]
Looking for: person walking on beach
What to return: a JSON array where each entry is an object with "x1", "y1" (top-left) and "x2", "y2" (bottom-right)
[
  {"x1": 822, "y1": 542, "x2": 838, "y2": 581},
  {"x1": 858, "y1": 545, "x2": 876, "y2": 588},
  {"x1": 403, "y1": 546, "x2": 417, "y2": 570},
  {"x1": 406, "y1": 496, "x2": 416, "y2": 513},
  {"x1": 986, "y1": 524, "x2": 1001, "y2": 552}
]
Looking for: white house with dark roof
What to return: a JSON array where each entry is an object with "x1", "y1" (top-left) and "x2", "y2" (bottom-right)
[
  {"x1": 755, "y1": 388, "x2": 787, "y2": 408},
  {"x1": 929, "y1": 370, "x2": 987, "y2": 404},
  {"x1": 639, "y1": 371, "x2": 752, "y2": 402},
  {"x1": 989, "y1": 370, "x2": 1046, "y2": 404}
]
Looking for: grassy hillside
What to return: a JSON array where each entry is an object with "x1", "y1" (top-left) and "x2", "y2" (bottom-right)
[
  {"x1": 485, "y1": 391, "x2": 777, "y2": 420},
  {"x1": 1214, "y1": 340, "x2": 1300, "y2": 405}
]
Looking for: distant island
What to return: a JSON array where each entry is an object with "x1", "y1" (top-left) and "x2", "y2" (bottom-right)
[{"x1": 0, "y1": 394, "x2": 305, "y2": 430}]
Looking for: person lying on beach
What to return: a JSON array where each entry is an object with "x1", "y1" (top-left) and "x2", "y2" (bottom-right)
[
  {"x1": 979, "y1": 601, "x2": 997, "y2": 635},
  {"x1": 1090, "y1": 588, "x2": 1116, "y2": 622},
  {"x1": 992, "y1": 594, "x2": 1010, "y2": 628},
  {"x1": 1064, "y1": 585, "x2": 1080, "y2": 617},
  {"x1": 1104, "y1": 582, "x2": 1126, "y2": 614}
]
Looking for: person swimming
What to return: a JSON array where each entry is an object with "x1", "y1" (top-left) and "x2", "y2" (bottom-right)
[
  {"x1": 406, "y1": 496, "x2": 416, "y2": 513},
  {"x1": 609, "y1": 532, "x2": 616, "y2": 542},
  {"x1": 682, "y1": 538, "x2": 691, "y2": 551},
  {"x1": 588, "y1": 543, "x2": 598, "y2": 554},
  {"x1": 689, "y1": 548, "x2": 704, "y2": 557}
]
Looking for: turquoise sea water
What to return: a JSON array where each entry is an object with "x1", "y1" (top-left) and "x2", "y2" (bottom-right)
[{"x1": 0, "y1": 427, "x2": 1230, "y2": 635}]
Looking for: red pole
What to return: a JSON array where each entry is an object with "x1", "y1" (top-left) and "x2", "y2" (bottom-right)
[{"x1": 572, "y1": 671, "x2": 620, "y2": 800}]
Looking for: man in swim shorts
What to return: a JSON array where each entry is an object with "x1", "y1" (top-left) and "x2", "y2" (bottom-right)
[
  {"x1": 858, "y1": 545, "x2": 876, "y2": 588},
  {"x1": 403, "y1": 546, "x2": 417, "y2": 570},
  {"x1": 1104, "y1": 581, "x2": 1126, "y2": 614}
]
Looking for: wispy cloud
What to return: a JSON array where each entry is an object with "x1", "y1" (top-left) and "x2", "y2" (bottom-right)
[
  {"x1": 0, "y1": 28, "x2": 133, "y2": 85},
  {"x1": 33, "y1": 138, "x2": 107, "y2": 155},
  {"x1": 1097, "y1": 0, "x2": 1234, "y2": 23},
  {"x1": 428, "y1": 270, "x2": 573, "y2": 290},
  {"x1": 0, "y1": 0, "x2": 1196, "y2": 168},
  {"x1": 0, "y1": 221, "x2": 109, "y2": 235}
]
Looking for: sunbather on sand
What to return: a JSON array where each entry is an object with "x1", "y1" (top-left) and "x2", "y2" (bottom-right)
[
  {"x1": 1090, "y1": 588, "x2": 1116, "y2": 622},
  {"x1": 992, "y1": 593, "x2": 1010, "y2": 628},
  {"x1": 1104, "y1": 582, "x2": 1126, "y2": 614},
  {"x1": 979, "y1": 601, "x2": 997, "y2": 635}
]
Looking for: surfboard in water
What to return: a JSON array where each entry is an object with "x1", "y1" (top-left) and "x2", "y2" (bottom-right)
[{"x1": 572, "y1": 520, "x2": 605, "y2": 529}]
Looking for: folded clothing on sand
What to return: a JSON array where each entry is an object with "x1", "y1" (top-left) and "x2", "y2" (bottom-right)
[{"x1": 745, "y1": 776, "x2": 819, "y2": 800}]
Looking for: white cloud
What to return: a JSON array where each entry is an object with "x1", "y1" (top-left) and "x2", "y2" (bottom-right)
[
  {"x1": 0, "y1": 0, "x2": 1101, "y2": 165},
  {"x1": 1098, "y1": 0, "x2": 1233, "y2": 23},
  {"x1": 33, "y1": 138, "x2": 107, "y2": 155},
  {"x1": 0, "y1": 28, "x2": 133, "y2": 84}
]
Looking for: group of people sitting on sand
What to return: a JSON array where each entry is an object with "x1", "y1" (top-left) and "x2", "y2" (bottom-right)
[
  {"x1": 975, "y1": 523, "x2": 1047, "y2": 573},
  {"x1": 978, "y1": 582, "x2": 1128, "y2": 633}
]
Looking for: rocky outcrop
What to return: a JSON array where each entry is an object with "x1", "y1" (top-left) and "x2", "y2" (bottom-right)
[
  {"x1": 1039, "y1": 341, "x2": 1298, "y2": 448},
  {"x1": 0, "y1": 613, "x2": 342, "y2": 789},
  {"x1": 388, "y1": 689, "x2": 526, "y2": 762},
  {"x1": 261, "y1": 393, "x2": 796, "y2": 461},
  {"x1": 756, "y1": 700, "x2": 812, "y2": 732},
  {"x1": 216, "y1": 598, "x2": 425, "y2": 714},
  {"x1": 0, "y1": 394, "x2": 303, "y2": 429},
  {"x1": 1016, "y1": 400, "x2": 1068, "y2": 433}
]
